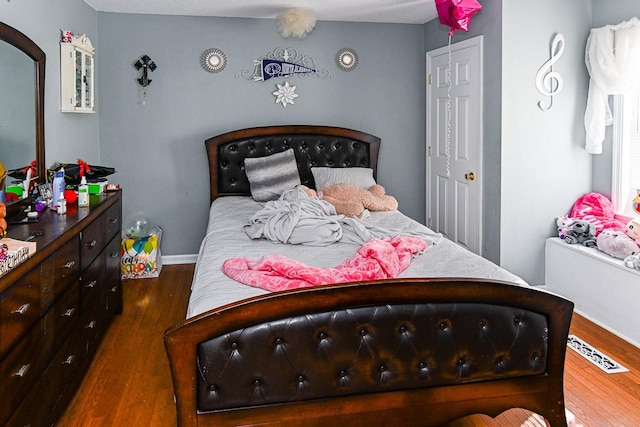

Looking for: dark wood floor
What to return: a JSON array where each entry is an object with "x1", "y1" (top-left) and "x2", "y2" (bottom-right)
[{"x1": 58, "y1": 264, "x2": 640, "y2": 426}]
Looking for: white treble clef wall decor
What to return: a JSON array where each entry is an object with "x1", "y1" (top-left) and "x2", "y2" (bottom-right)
[{"x1": 535, "y1": 33, "x2": 565, "y2": 111}]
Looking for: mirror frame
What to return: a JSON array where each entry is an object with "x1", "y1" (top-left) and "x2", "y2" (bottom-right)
[{"x1": 0, "y1": 21, "x2": 46, "y2": 215}]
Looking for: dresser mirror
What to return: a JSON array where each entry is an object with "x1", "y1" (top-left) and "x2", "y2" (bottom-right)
[{"x1": 0, "y1": 21, "x2": 46, "y2": 216}]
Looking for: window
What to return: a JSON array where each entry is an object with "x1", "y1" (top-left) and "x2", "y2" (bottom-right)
[{"x1": 613, "y1": 87, "x2": 640, "y2": 218}]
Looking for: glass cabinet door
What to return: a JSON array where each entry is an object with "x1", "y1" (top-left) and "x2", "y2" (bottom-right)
[{"x1": 60, "y1": 36, "x2": 95, "y2": 113}]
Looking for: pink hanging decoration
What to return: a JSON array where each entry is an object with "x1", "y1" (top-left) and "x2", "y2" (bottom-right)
[{"x1": 436, "y1": 0, "x2": 483, "y2": 36}]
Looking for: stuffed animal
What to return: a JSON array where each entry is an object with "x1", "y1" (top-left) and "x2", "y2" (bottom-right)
[
  {"x1": 624, "y1": 254, "x2": 640, "y2": 271},
  {"x1": 625, "y1": 218, "x2": 640, "y2": 245},
  {"x1": 563, "y1": 219, "x2": 597, "y2": 248},
  {"x1": 556, "y1": 216, "x2": 574, "y2": 239},
  {"x1": 299, "y1": 183, "x2": 398, "y2": 218},
  {"x1": 596, "y1": 229, "x2": 640, "y2": 259}
]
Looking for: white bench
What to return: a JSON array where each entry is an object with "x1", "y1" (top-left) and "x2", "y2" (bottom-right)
[{"x1": 545, "y1": 237, "x2": 640, "y2": 348}]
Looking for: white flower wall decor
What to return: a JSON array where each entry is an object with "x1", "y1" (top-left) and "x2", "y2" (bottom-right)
[{"x1": 273, "y1": 81, "x2": 298, "y2": 107}]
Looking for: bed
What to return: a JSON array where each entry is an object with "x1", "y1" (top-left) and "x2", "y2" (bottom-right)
[{"x1": 164, "y1": 125, "x2": 574, "y2": 426}]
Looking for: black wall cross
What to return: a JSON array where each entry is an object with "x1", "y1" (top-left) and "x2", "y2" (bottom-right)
[{"x1": 135, "y1": 55, "x2": 157, "y2": 87}]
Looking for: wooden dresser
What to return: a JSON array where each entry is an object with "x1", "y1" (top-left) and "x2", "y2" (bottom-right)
[{"x1": 0, "y1": 190, "x2": 122, "y2": 426}]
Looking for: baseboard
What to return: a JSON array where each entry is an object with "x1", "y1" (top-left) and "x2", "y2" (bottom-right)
[
  {"x1": 570, "y1": 307, "x2": 640, "y2": 350},
  {"x1": 162, "y1": 254, "x2": 197, "y2": 265}
]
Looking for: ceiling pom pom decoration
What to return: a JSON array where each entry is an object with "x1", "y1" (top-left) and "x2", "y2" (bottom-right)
[{"x1": 277, "y1": 8, "x2": 316, "y2": 39}]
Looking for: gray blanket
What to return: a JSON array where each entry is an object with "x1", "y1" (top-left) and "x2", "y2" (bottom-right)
[{"x1": 243, "y1": 188, "x2": 443, "y2": 246}]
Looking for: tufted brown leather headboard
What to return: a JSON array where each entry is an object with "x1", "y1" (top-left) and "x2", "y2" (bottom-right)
[{"x1": 204, "y1": 125, "x2": 381, "y2": 203}]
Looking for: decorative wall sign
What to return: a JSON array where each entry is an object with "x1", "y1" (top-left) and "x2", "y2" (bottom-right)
[
  {"x1": 236, "y1": 47, "x2": 334, "y2": 81},
  {"x1": 273, "y1": 81, "x2": 298, "y2": 108},
  {"x1": 336, "y1": 48, "x2": 358, "y2": 71},
  {"x1": 201, "y1": 48, "x2": 227, "y2": 73},
  {"x1": 535, "y1": 33, "x2": 565, "y2": 111}
]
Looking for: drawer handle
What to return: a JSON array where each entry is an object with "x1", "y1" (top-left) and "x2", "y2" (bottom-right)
[
  {"x1": 13, "y1": 303, "x2": 30, "y2": 315},
  {"x1": 111, "y1": 286, "x2": 119, "y2": 293},
  {"x1": 86, "y1": 320, "x2": 96, "y2": 329},
  {"x1": 14, "y1": 364, "x2": 31, "y2": 377},
  {"x1": 62, "y1": 308, "x2": 76, "y2": 317},
  {"x1": 86, "y1": 280, "x2": 98, "y2": 288},
  {"x1": 64, "y1": 260, "x2": 76, "y2": 269},
  {"x1": 63, "y1": 355, "x2": 75, "y2": 365},
  {"x1": 87, "y1": 240, "x2": 97, "y2": 248},
  {"x1": 110, "y1": 218, "x2": 119, "y2": 224},
  {"x1": 110, "y1": 252, "x2": 119, "y2": 258}
]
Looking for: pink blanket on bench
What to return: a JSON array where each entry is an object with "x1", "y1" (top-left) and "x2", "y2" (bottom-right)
[{"x1": 222, "y1": 235, "x2": 427, "y2": 291}]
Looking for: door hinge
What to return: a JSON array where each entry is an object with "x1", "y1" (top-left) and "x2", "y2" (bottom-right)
[
  {"x1": 428, "y1": 74, "x2": 432, "y2": 85},
  {"x1": 428, "y1": 146, "x2": 432, "y2": 156},
  {"x1": 428, "y1": 218, "x2": 432, "y2": 227}
]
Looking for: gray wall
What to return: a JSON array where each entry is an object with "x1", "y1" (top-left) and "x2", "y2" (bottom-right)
[
  {"x1": 423, "y1": 0, "x2": 502, "y2": 265},
  {"x1": 501, "y1": 1, "x2": 594, "y2": 284},
  {"x1": 97, "y1": 13, "x2": 426, "y2": 255},
  {"x1": 591, "y1": 1, "x2": 640, "y2": 198},
  {"x1": 1, "y1": 0, "x2": 100, "y2": 168}
]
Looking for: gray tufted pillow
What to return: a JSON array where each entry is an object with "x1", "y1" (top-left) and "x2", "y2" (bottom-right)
[{"x1": 244, "y1": 149, "x2": 301, "y2": 202}]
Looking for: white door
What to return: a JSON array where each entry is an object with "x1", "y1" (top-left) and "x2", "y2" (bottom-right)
[{"x1": 426, "y1": 36, "x2": 483, "y2": 255}]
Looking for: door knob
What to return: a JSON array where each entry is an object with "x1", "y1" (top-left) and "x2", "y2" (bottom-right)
[{"x1": 465, "y1": 172, "x2": 476, "y2": 181}]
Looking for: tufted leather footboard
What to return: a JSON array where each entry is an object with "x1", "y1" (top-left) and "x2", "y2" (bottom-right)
[{"x1": 165, "y1": 278, "x2": 573, "y2": 427}]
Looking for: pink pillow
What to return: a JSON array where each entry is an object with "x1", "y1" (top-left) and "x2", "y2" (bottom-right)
[{"x1": 570, "y1": 192, "x2": 625, "y2": 235}]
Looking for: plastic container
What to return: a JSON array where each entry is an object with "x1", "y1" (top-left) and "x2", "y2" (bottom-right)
[
  {"x1": 78, "y1": 176, "x2": 89, "y2": 207},
  {"x1": 57, "y1": 192, "x2": 66, "y2": 215},
  {"x1": 52, "y1": 168, "x2": 65, "y2": 208}
]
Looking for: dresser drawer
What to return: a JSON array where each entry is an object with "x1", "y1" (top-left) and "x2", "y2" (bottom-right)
[
  {"x1": 0, "y1": 322, "x2": 43, "y2": 425},
  {"x1": 0, "y1": 266, "x2": 41, "y2": 359},
  {"x1": 43, "y1": 284, "x2": 80, "y2": 363},
  {"x1": 104, "y1": 198, "x2": 122, "y2": 242},
  {"x1": 53, "y1": 235, "x2": 81, "y2": 300},
  {"x1": 105, "y1": 233, "x2": 122, "y2": 277},
  {"x1": 80, "y1": 213, "x2": 105, "y2": 269},
  {"x1": 81, "y1": 255, "x2": 107, "y2": 353}
]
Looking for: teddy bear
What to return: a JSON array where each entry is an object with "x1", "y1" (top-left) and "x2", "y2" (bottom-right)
[
  {"x1": 625, "y1": 218, "x2": 640, "y2": 245},
  {"x1": 299, "y1": 183, "x2": 398, "y2": 218},
  {"x1": 563, "y1": 219, "x2": 597, "y2": 248},
  {"x1": 596, "y1": 229, "x2": 640, "y2": 259}
]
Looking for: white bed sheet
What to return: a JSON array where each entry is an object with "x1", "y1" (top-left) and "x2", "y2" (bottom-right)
[{"x1": 186, "y1": 197, "x2": 526, "y2": 318}]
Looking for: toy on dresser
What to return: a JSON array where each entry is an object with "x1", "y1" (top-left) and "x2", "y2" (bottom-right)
[{"x1": 0, "y1": 202, "x2": 6, "y2": 236}]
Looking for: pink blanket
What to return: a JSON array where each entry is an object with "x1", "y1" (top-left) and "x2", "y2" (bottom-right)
[{"x1": 222, "y1": 235, "x2": 427, "y2": 291}]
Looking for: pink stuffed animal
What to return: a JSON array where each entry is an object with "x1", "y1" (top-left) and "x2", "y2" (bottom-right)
[
  {"x1": 596, "y1": 229, "x2": 639, "y2": 259},
  {"x1": 299, "y1": 183, "x2": 398, "y2": 218}
]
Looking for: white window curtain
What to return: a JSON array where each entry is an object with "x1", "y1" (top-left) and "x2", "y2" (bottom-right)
[{"x1": 584, "y1": 17, "x2": 640, "y2": 154}]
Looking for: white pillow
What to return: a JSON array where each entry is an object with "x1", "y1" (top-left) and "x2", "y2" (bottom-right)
[
  {"x1": 311, "y1": 167, "x2": 376, "y2": 190},
  {"x1": 244, "y1": 149, "x2": 301, "y2": 202}
]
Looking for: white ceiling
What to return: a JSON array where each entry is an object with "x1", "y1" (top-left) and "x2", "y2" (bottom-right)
[{"x1": 82, "y1": 0, "x2": 439, "y2": 25}]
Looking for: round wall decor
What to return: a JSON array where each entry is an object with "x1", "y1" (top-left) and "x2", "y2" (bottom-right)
[
  {"x1": 336, "y1": 48, "x2": 358, "y2": 71},
  {"x1": 201, "y1": 48, "x2": 227, "y2": 73}
]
